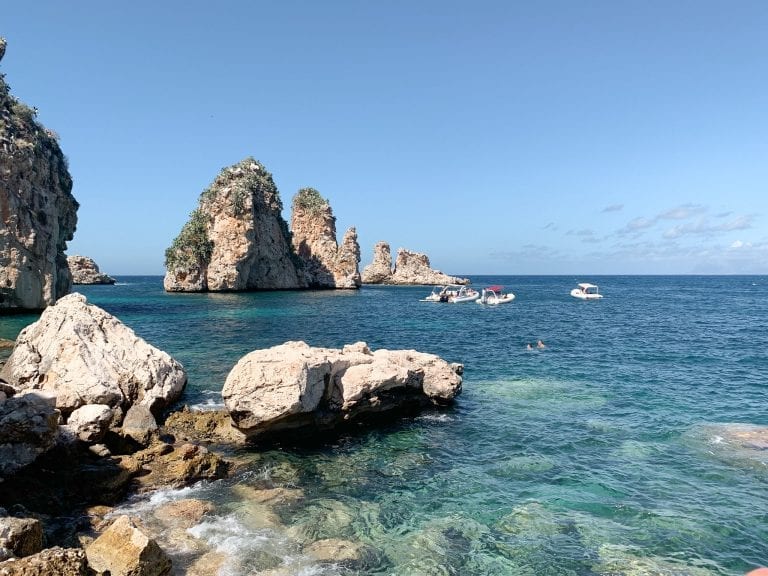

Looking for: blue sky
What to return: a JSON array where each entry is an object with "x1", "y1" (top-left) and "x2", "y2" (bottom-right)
[{"x1": 3, "y1": 1, "x2": 767, "y2": 275}]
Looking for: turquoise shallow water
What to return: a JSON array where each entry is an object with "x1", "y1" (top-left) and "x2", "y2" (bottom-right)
[{"x1": 3, "y1": 276, "x2": 768, "y2": 574}]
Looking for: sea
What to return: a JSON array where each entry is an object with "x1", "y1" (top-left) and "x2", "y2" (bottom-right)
[{"x1": 1, "y1": 275, "x2": 767, "y2": 575}]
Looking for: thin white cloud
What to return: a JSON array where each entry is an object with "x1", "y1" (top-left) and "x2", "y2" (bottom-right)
[
  {"x1": 657, "y1": 203, "x2": 707, "y2": 220},
  {"x1": 662, "y1": 214, "x2": 754, "y2": 239},
  {"x1": 601, "y1": 204, "x2": 624, "y2": 213}
]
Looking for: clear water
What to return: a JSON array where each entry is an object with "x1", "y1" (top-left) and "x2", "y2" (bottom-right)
[{"x1": 3, "y1": 276, "x2": 768, "y2": 574}]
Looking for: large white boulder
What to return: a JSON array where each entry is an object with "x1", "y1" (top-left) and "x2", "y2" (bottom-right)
[
  {"x1": 0, "y1": 293, "x2": 186, "y2": 417},
  {"x1": 222, "y1": 341, "x2": 462, "y2": 438}
]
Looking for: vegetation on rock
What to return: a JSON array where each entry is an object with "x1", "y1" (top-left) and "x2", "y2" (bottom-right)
[
  {"x1": 293, "y1": 187, "x2": 329, "y2": 215},
  {"x1": 164, "y1": 209, "x2": 213, "y2": 269}
]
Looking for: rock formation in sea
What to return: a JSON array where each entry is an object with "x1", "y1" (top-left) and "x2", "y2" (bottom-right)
[
  {"x1": 0, "y1": 292, "x2": 186, "y2": 420},
  {"x1": 290, "y1": 187, "x2": 361, "y2": 289},
  {"x1": 222, "y1": 340, "x2": 463, "y2": 439},
  {"x1": 361, "y1": 241, "x2": 469, "y2": 285},
  {"x1": 164, "y1": 158, "x2": 306, "y2": 292},
  {"x1": 67, "y1": 255, "x2": 116, "y2": 285},
  {"x1": 0, "y1": 37, "x2": 79, "y2": 310}
]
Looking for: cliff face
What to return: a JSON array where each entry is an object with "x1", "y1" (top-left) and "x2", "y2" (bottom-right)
[
  {"x1": 361, "y1": 242, "x2": 469, "y2": 285},
  {"x1": 67, "y1": 255, "x2": 116, "y2": 285},
  {"x1": 0, "y1": 38, "x2": 79, "y2": 310},
  {"x1": 290, "y1": 188, "x2": 360, "y2": 289},
  {"x1": 164, "y1": 158, "x2": 305, "y2": 292}
]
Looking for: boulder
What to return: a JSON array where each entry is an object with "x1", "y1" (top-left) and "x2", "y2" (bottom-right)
[
  {"x1": 121, "y1": 404, "x2": 157, "y2": 446},
  {"x1": 0, "y1": 38, "x2": 79, "y2": 311},
  {"x1": 0, "y1": 293, "x2": 186, "y2": 417},
  {"x1": 67, "y1": 255, "x2": 116, "y2": 285},
  {"x1": 0, "y1": 516, "x2": 43, "y2": 560},
  {"x1": 126, "y1": 442, "x2": 230, "y2": 492},
  {"x1": 0, "y1": 546, "x2": 90, "y2": 575},
  {"x1": 86, "y1": 515, "x2": 172, "y2": 576},
  {"x1": 0, "y1": 391, "x2": 59, "y2": 478},
  {"x1": 65, "y1": 404, "x2": 113, "y2": 444},
  {"x1": 290, "y1": 187, "x2": 361, "y2": 289},
  {"x1": 222, "y1": 341, "x2": 462, "y2": 438},
  {"x1": 153, "y1": 499, "x2": 214, "y2": 529},
  {"x1": 164, "y1": 158, "x2": 306, "y2": 292},
  {"x1": 361, "y1": 243, "x2": 469, "y2": 285}
]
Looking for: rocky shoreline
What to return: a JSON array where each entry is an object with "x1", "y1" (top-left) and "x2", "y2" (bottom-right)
[{"x1": 0, "y1": 293, "x2": 463, "y2": 574}]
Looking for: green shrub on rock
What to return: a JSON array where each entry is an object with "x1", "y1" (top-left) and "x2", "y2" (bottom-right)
[{"x1": 164, "y1": 209, "x2": 213, "y2": 269}]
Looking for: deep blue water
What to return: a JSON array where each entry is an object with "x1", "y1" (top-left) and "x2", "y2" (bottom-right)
[{"x1": 3, "y1": 276, "x2": 768, "y2": 575}]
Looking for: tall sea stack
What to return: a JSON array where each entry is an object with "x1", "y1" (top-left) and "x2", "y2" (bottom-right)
[
  {"x1": 164, "y1": 158, "x2": 305, "y2": 291},
  {"x1": 290, "y1": 187, "x2": 361, "y2": 289},
  {"x1": 0, "y1": 38, "x2": 79, "y2": 310}
]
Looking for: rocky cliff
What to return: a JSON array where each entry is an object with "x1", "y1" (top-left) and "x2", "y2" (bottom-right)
[
  {"x1": 164, "y1": 158, "x2": 305, "y2": 291},
  {"x1": 290, "y1": 187, "x2": 360, "y2": 289},
  {"x1": 67, "y1": 255, "x2": 115, "y2": 284},
  {"x1": 0, "y1": 38, "x2": 79, "y2": 310},
  {"x1": 361, "y1": 242, "x2": 469, "y2": 285}
]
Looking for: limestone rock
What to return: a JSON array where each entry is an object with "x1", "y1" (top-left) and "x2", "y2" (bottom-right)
[
  {"x1": 67, "y1": 255, "x2": 116, "y2": 285},
  {"x1": 0, "y1": 293, "x2": 186, "y2": 417},
  {"x1": 0, "y1": 39, "x2": 79, "y2": 310},
  {"x1": 222, "y1": 341, "x2": 462, "y2": 438},
  {"x1": 126, "y1": 442, "x2": 230, "y2": 491},
  {"x1": 290, "y1": 187, "x2": 360, "y2": 289},
  {"x1": 153, "y1": 499, "x2": 214, "y2": 529},
  {"x1": 361, "y1": 241, "x2": 393, "y2": 284},
  {"x1": 121, "y1": 404, "x2": 157, "y2": 446},
  {"x1": 164, "y1": 158, "x2": 306, "y2": 292},
  {"x1": 0, "y1": 516, "x2": 43, "y2": 559},
  {"x1": 162, "y1": 406, "x2": 246, "y2": 444},
  {"x1": 65, "y1": 403, "x2": 113, "y2": 443},
  {"x1": 0, "y1": 391, "x2": 59, "y2": 478},
  {"x1": 86, "y1": 515, "x2": 172, "y2": 576},
  {"x1": 0, "y1": 546, "x2": 90, "y2": 576},
  {"x1": 362, "y1": 243, "x2": 469, "y2": 285},
  {"x1": 304, "y1": 538, "x2": 375, "y2": 568}
]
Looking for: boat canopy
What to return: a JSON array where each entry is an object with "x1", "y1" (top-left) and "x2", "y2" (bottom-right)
[
  {"x1": 485, "y1": 285, "x2": 504, "y2": 292},
  {"x1": 577, "y1": 283, "x2": 598, "y2": 289}
]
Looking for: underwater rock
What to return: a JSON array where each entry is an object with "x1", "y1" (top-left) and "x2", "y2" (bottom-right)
[{"x1": 222, "y1": 341, "x2": 462, "y2": 439}]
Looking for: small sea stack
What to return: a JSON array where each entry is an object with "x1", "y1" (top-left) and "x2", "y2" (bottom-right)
[
  {"x1": 361, "y1": 241, "x2": 469, "y2": 285},
  {"x1": 67, "y1": 255, "x2": 116, "y2": 285}
]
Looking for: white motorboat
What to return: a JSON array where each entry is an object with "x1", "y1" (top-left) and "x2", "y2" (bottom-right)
[
  {"x1": 570, "y1": 283, "x2": 603, "y2": 300},
  {"x1": 422, "y1": 284, "x2": 479, "y2": 303},
  {"x1": 477, "y1": 285, "x2": 515, "y2": 305}
]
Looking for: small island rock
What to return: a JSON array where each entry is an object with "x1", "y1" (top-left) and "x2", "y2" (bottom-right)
[
  {"x1": 361, "y1": 242, "x2": 468, "y2": 285},
  {"x1": 67, "y1": 255, "x2": 116, "y2": 285},
  {"x1": 222, "y1": 341, "x2": 462, "y2": 438}
]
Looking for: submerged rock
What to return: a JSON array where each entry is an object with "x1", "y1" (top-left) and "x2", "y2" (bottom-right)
[
  {"x1": 0, "y1": 293, "x2": 186, "y2": 419},
  {"x1": 222, "y1": 341, "x2": 462, "y2": 439},
  {"x1": 164, "y1": 158, "x2": 305, "y2": 292},
  {"x1": 361, "y1": 242, "x2": 468, "y2": 285},
  {"x1": 290, "y1": 187, "x2": 361, "y2": 289},
  {"x1": 0, "y1": 37, "x2": 79, "y2": 310},
  {"x1": 67, "y1": 255, "x2": 116, "y2": 285}
]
